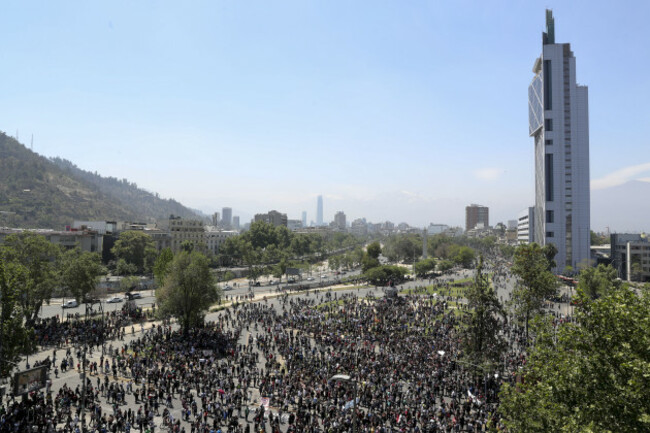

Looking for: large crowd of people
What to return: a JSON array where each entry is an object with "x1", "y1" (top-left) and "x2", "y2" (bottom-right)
[{"x1": 1, "y1": 262, "x2": 568, "y2": 433}]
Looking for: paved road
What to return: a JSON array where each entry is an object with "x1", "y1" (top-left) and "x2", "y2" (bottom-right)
[{"x1": 40, "y1": 291, "x2": 157, "y2": 320}]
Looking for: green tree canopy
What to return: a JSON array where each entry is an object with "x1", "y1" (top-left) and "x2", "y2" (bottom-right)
[
  {"x1": 111, "y1": 230, "x2": 157, "y2": 275},
  {"x1": 60, "y1": 248, "x2": 105, "y2": 302},
  {"x1": 153, "y1": 247, "x2": 174, "y2": 287},
  {"x1": 366, "y1": 241, "x2": 382, "y2": 259},
  {"x1": 0, "y1": 259, "x2": 33, "y2": 378},
  {"x1": 363, "y1": 265, "x2": 407, "y2": 286},
  {"x1": 414, "y1": 257, "x2": 437, "y2": 277},
  {"x1": 460, "y1": 256, "x2": 506, "y2": 370},
  {"x1": 499, "y1": 283, "x2": 650, "y2": 432},
  {"x1": 510, "y1": 243, "x2": 558, "y2": 339},
  {"x1": 452, "y1": 245, "x2": 476, "y2": 268},
  {"x1": 1, "y1": 232, "x2": 61, "y2": 326},
  {"x1": 577, "y1": 263, "x2": 621, "y2": 300},
  {"x1": 156, "y1": 251, "x2": 219, "y2": 331}
]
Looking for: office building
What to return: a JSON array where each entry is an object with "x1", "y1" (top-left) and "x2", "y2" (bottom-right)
[
  {"x1": 529, "y1": 10, "x2": 590, "y2": 270},
  {"x1": 232, "y1": 216, "x2": 240, "y2": 230},
  {"x1": 518, "y1": 207, "x2": 536, "y2": 244},
  {"x1": 212, "y1": 212, "x2": 220, "y2": 227},
  {"x1": 610, "y1": 233, "x2": 650, "y2": 282},
  {"x1": 169, "y1": 217, "x2": 205, "y2": 253},
  {"x1": 465, "y1": 204, "x2": 489, "y2": 232},
  {"x1": 204, "y1": 227, "x2": 237, "y2": 255},
  {"x1": 333, "y1": 211, "x2": 346, "y2": 230},
  {"x1": 301, "y1": 211, "x2": 307, "y2": 228},
  {"x1": 221, "y1": 207, "x2": 232, "y2": 229},
  {"x1": 254, "y1": 210, "x2": 288, "y2": 227},
  {"x1": 287, "y1": 219, "x2": 303, "y2": 230},
  {"x1": 316, "y1": 195, "x2": 323, "y2": 226}
]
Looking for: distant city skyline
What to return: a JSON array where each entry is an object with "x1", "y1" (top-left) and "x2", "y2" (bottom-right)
[{"x1": 1, "y1": 2, "x2": 649, "y2": 231}]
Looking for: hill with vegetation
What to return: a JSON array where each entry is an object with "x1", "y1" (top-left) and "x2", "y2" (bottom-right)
[{"x1": 0, "y1": 131, "x2": 203, "y2": 229}]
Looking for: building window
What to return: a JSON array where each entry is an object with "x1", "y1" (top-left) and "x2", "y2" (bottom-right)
[
  {"x1": 545, "y1": 139, "x2": 553, "y2": 146},
  {"x1": 545, "y1": 154, "x2": 554, "y2": 202},
  {"x1": 543, "y1": 60, "x2": 552, "y2": 110},
  {"x1": 545, "y1": 118, "x2": 553, "y2": 131},
  {"x1": 546, "y1": 231, "x2": 554, "y2": 238},
  {"x1": 546, "y1": 210, "x2": 554, "y2": 223}
]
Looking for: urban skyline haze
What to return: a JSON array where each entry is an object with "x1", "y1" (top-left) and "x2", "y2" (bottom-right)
[{"x1": 2, "y1": 1, "x2": 649, "y2": 230}]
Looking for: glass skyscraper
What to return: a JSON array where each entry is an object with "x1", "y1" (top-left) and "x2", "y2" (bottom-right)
[{"x1": 529, "y1": 10, "x2": 590, "y2": 270}]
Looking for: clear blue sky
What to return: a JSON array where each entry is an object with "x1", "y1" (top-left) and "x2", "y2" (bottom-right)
[{"x1": 2, "y1": 1, "x2": 649, "y2": 228}]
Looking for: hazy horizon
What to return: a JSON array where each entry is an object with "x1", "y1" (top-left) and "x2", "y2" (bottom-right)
[{"x1": 2, "y1": 1, "x2": 649, "y2": 230}]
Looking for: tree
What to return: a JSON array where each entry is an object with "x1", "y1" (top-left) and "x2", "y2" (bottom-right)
[
  {"x1": 1, "y1": 232, "x2": 61, "y2": 326},
  {"x1": 414, "y1": 258, "x2": 436, "y2": 277},
  {"x1": 510, "y1": 243, "x2": 557, "y2": 340},
  {"x1": 119, "y1": 275, "x2": 141, "y2": 293},
  {"x1": 499, "y1": 283, "x2": 650, "y2": 432},
  {"x1": 541, "y1": 243, "x2": 558, "y2": 271},
  {"x1": 60, "y1": 248, "x2": 105, "y2": 302},
  {"x1": 453, "y1": 246, "x2": 476, "y2": 268},
  {"x1": 438, "y1": 260, "x2": 454, "y2": 273},
  {"x1": 366, "y1": 241, "x2": 381, "y2": 259},
  {"x1": 577, "y1": 264, "x2": 620, "y2": 300},
  {"x1": 272, "y1": 257, "x2": 288, "y2": 283},
  {"x1": 361, "y1": 254, "x2": 380, "y2": 273},
  {"x1": 363, "y1": 265, "x2": 407, "y2": 286},
  {"x1": 153, "y1": 248, "x2": 174, "y2": 287},
  {"x1": 460, "y1": 256, "x2": 506, "y2": 370},
  {"x1": 156, "y1": 251, "x2": 220, "y2": 332},
  {"x1": 111, "y1": 231, "x2": 157, "y2": 275},
  {"x1": 0, "y1": 259, "x2": 33, "y2": 379}
]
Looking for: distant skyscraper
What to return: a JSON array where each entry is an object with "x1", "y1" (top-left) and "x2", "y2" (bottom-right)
[
  {"x1": 222, "y1": 207, "x2": 232, "y2": 228},
  {"x1": 465, "y1": 204, "x2": 489, "y2": 231},
  {"x1": 301, "y1": 211, "x2": 307, "y2": 228},
  {"x1": 334, "y1": 211, "x2": 346, "y2": 230},
  {"x1": 316, "y1": 195, "x2": 323, "y2": 226},
  {"x1": 529, "y1": 10, "x2": 590, "y2": 270},
  {"x1": 232, "y1": 216, "x2": 240, "y2": 230},
  {"x1": 212, "y1": 212, "x2": 220, "y2": 226}
]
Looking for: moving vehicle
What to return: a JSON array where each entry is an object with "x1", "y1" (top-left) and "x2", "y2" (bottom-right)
[
  {"x1": 107, "y1": 296, "x2": 123, "y2": 303},
  {"x1": 307, "y1": 277, "x2": 315, "y2": 281},
  {"x1": 125, "y1": 292, "x2": 142, "y2": 300},
  {"x1": 223, "y1": 285, "x2": 233, "y2": 291},
  {"x1": 62, "y1": 300, "x2": 78, "y2": 309}
]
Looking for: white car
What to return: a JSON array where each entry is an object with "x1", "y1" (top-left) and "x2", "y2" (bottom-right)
[
  {"x1": 106, "y1": 296, "x2": 123, "y2": 303},
  {"x1": 223, "y1": 285, "x2": 233, "y2": 291},
  {"x1": 307, "y1": 277, "x2": 315, "y2": 281},
  {"x1": 62, "y1": 300, "x2": 78, "y2": 309}
]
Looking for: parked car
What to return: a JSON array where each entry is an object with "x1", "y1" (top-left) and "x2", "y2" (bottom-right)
[
  {"x1": 269, "y1": 280, "x2": 278, "y2": 285},
  {"x1": 62, "y1": 300, "x2": 78, "y2": 309},
  {"x1": 223, "y1": 285, "x2": 233, "y2": 291},
  {"x1": 106, "y1": 296, "x2": 123, "y2": 303},
  {"x1": 307, "y1": 277, "x2": 315, "y2": 281},
  {"x1": 287, "y1": 277, "x2": 296, "y2": 283}
]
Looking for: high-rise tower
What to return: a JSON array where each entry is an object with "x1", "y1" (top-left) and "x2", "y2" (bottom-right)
[
  {"x1": 221, "y1": 207, "x2": 232, "y2": 229},
  {"x1": 316, "y1": 195, "x2": 323, "y2": 227},
  {"x1": 529, "y1": 10, "x2": 590, "y2": 270}
]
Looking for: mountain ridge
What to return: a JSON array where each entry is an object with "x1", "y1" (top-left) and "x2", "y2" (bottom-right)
[{"x1": 0, "y1": 131, "x2": 204, "y2": 229}]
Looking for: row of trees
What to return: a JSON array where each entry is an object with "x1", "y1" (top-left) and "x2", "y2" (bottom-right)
[
  {"x1": 0, "y1": 232, "x2": 106, "y2": 377},
  {"x1": 382, "y1": 233, "x2": 478, "y2": 269}
]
